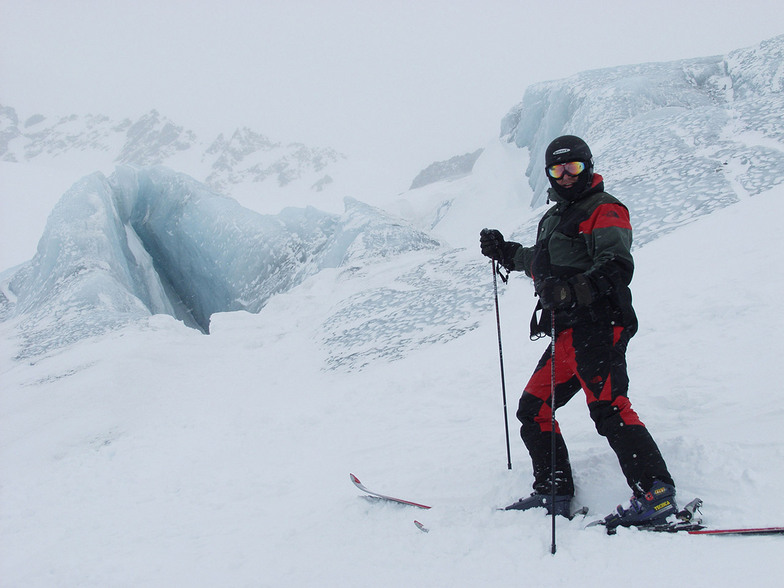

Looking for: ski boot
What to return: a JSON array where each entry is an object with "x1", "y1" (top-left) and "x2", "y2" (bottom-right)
[
  {"x1": 596, "y1": 480, "x2": 677, "y2": 532},
  {"x1": 504, "y1": 492, "x2": 572, "y2": 517}
]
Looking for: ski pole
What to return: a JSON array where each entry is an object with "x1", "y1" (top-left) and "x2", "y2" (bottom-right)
[
  {"x1": 491, "y1": 259, "x2": 513, "y2": 470},
  {"x1": 550, "y1": 308, "x2": 557, "y2": 555}
]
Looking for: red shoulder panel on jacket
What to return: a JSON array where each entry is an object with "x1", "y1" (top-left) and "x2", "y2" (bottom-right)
[{"x1": 579, "y1": 203, "x2": 632, "y2": 234}]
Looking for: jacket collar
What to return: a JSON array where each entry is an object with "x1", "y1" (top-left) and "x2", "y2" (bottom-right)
[{"x1": 547, "y1": 173, "x2": 605, "y2": 206}]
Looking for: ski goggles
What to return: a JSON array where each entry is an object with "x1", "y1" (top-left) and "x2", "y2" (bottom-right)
[{"x1": 547, "y1": 161, "x2": 586, "y2": 179}]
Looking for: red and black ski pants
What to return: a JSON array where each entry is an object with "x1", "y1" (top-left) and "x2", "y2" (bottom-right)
[{"x1": 516, "y1": 322, "x2": 673, "y2": 497}]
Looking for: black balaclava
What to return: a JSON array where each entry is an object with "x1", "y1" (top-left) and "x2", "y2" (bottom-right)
[{"x1": 545, "y1": 135, "x2": 594, "y2": 200}]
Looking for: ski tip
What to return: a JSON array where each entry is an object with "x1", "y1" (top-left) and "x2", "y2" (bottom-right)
[
  {"x1": 349, "y1": 473, "x2": 360, "y2": 484},
  {"x1": 414, "y1": 520, "x2": 429, "y2": 533}
]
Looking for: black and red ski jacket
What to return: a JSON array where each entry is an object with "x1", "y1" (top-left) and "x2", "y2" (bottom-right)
[{"x1": 509, "y1": 174, "x2": 638, "y2": 338}]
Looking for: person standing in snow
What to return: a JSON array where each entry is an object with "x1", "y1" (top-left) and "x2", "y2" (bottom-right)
[{"x1": 480, "y1": 135, "x2": 677, "y2": 530}]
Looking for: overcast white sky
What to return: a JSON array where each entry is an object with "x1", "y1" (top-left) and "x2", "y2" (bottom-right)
[{"x1": 2, "y1": 0, "x2": 783, "y2": 177}]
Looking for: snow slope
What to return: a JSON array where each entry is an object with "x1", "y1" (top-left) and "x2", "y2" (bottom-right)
[{"x1": 1, "y1": 184, "x2": 783, "y2": 586}]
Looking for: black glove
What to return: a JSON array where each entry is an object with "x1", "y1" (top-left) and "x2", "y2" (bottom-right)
[
  {"x1": 480, "y1": 228, "x2": 504, "y2": 259},
  {"x1": 480, "y1": 228, "x2": 520, "y2": 271},
  {"x1": 536, "y1": 274, "x2": 595, "y2": 310}
]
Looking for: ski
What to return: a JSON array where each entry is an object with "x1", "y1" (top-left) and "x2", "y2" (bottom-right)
[
  {"x1": 352, "y1": 479, "x2": 784, "y2": 536},
  {"x1": 687, "y1": 527, "x2": 784, "y2": 536},
  {"x1": 626, "y1": 523, "x2": 784, "y2": 535},
  {"x1": 637, "y1": 521, "x2": 706, "y2": 533},
  {"x1": 350, "y1": 473, "x2": 431, "y2": 510}
]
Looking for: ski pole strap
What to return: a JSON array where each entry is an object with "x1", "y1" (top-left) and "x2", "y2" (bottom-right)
[
  {"x1": 495, "y1": 261, "x2": 509, "y2": 284},
  {"x1": 529, "y1": 300, "x2": 546, "y2": 341}
]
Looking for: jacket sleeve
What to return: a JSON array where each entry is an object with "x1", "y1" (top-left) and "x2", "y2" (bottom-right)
[
  {"x1": 508, "y1": 244, "x2": 535, "y2": 276},
  {"x1": 580, "y1": 202, "x2": 634, "y2": 294}
]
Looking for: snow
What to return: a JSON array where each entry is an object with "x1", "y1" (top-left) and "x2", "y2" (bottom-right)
[
  {"x1": 3, "y1": 35, "x2": 784, "y2": 587},
  {"x1": 1, "y1": 182, "x2": 783, "y2": 586}
]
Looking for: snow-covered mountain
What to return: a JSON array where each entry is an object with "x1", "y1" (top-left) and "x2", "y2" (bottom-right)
[
  {"x1": 0, "y1": 106, "x2": 345, "y2": 203},
  {"x1": 2, "y1": 35, "x2": 784, "y2": 587},
  {"x1": 409, "y1": 148, "x2": 484, "y2": 190}
]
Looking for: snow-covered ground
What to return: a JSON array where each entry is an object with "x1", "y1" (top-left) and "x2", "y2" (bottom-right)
[{"x1": 2, "y1": 179, "x2": 782, "y2": 586}]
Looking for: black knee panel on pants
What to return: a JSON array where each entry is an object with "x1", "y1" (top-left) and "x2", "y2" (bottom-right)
[
  {"x1": 516, "y1": 393, "x2": 542, "y2": 425},
  {"x1": 589, "y1": 402, "x2": 623, "y2": 437}
]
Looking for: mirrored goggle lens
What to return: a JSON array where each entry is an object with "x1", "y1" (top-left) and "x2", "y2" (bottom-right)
[{"x1": 547, "y1": 161, "x2": 585, "y2": 179}]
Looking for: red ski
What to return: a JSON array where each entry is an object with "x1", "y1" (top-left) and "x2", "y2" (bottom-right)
[
  {"x1": 688, "y1": 527, "x2": 784, "y2": 536},
  {"x1": 350, "y1": 473, "x2": 431, "y2": 509}
]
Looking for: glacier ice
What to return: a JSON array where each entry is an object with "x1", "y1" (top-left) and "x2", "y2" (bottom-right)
[
  {"x1": 499, "y1": 34, "x2": 784, "y2": 246},
  {"x1": 320, "y1": 249, "x2": 493, "y2": 370},
  {"x1": 0, "y1": 166, "x2": 442, "y2": 358}
]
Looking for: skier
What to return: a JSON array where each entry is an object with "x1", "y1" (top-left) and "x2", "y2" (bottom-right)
[{"x1": 480, "y1": 135, "x2": 677, "y2": 530}]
